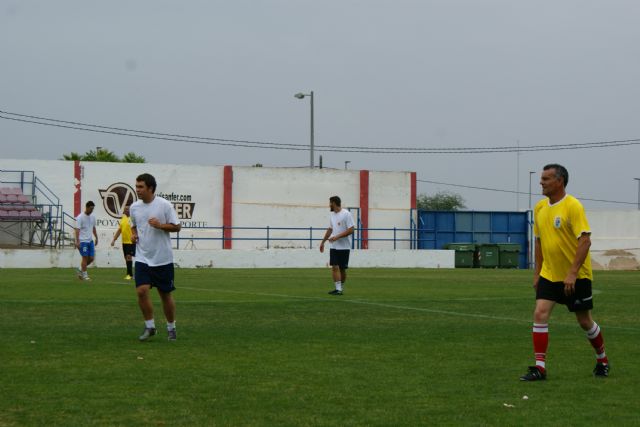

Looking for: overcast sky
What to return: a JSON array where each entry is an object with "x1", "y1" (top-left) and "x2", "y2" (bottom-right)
[{"x1": 2, "y1": 1, "x2": 640, "y2": 211}]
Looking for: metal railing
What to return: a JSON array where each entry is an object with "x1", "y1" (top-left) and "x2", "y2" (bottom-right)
[
  {"x1": 172, "y1": 225, "x2": 420, "y2": 250},
  {"x1": 1, "y1": 170, "x2": 69, "y2": 248}
]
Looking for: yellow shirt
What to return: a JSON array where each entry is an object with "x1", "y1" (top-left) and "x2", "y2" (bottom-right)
[
  {"x1": 534, "y1": 194, "x2": 592, "y2": 281},
  {"x1": 119, "y1": 215, "x2": 133, "y2": 244}
]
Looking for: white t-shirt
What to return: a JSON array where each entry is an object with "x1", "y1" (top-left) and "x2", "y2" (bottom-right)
[
  {"x1": 75, "y1": 212, "x2": 96, "y2": 242},
  {"x1": 329, "y1": 209, "x2": 355, "y2": 250},
  {"x1": 129, "y1": 196, "x2": 180, "y2": 266}
]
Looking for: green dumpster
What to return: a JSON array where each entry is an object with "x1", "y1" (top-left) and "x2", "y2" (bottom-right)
[
  {"x1": 444, "y1": 243, "x2": 476, "y2": 268},
  {"x1": 477, "y1": 244, "x2": 499, "y2": 268},
  {"x1": 497, "y1": 243, "x2": 521, "y2": 268}
]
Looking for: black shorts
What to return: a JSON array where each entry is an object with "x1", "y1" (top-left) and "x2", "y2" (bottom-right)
[
  {"x1": 536, "y1": 276, "x2": 593, "y2": 312},
  {"x1": 135, "y1": 262, "x2": 175, "y2": 293},
  {"x1": 122, "y1": 243, "x2": 136, "y2": 258},
  {"x1": 329, "y1": 249, "x2": 350, "y2": 269}
]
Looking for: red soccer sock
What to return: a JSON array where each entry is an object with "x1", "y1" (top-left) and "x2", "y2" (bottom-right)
[
  {"x1": 532, "y1": 323, "x2": 549, "y2": 372},
  {"x1": 586, "y1": 322, "x2": 608, "y2": 365}
]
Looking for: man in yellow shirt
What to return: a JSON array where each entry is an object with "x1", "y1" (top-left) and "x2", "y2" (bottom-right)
[
  {"x1": 520, "y1": 164, "x2": 609, "y2": 381},
  {"x1": 111, "y1": 204, "x2": 136, "y2": 280}
]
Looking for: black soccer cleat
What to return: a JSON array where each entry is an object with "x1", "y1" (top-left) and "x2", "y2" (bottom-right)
[
  {"x1": 328, "y1": 289, "x2": 343, "y2": 296},
  {"x1": 139, "y1": 327, "x2": 157, "y2": 342},
  {"x1": 520, "y1": 366, "x2": 546, "y2": 381},
  {"x1": 593, "y1": 362, "x2": 609, "y2": 377}
]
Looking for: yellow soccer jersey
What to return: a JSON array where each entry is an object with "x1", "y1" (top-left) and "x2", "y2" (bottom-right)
[
  {"x1": 534, "y1": 194, "x2": 592, "y2": 281},
  {"x1": 119, "y1": 215, "x2": 133, "y2": 244}
]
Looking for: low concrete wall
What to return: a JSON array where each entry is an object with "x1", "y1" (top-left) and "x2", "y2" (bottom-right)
[
  {"x1": 591, "y1": 249, "x2": 640, "y2": 271},
  {"x1": 0, "y1": 248, "x2": 454, "y2": 269}
]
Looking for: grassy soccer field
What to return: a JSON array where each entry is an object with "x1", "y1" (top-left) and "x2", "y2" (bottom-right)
[{"x1": 1, "y1": 267, "x2": 638, "y2": 426}]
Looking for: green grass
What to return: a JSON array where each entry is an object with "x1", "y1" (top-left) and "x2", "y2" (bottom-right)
[{"x1": 1, "y1": 268, "x2": 639, "y2": 426}]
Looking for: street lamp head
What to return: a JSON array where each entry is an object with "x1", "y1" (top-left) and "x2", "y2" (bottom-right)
[{"x1": 294, "y1": 93, "x2": 305, "y2": 99}]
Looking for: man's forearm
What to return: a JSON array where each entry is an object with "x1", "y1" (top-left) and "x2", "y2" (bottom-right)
[
  {"x1": 160, "y1": 223, "x2": 181, "y2": 233},
  {"x1": 534, "y1": 239, "x2": 543, "y2": 275},
  {"x1": 569, "y1": 237, "x2": 591, "y2": 274}
]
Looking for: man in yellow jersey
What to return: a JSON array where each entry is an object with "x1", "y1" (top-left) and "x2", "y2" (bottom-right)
[
  {"x1": 111, "y1": 204, "x2": 136, "y2": 280},
  {"x1": 520, "y1": 164, "x2": 609, "y2": 381}
]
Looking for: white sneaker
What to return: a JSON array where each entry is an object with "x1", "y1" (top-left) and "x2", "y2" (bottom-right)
[{"x1": 76, "y1": 268, "x2": 83, "y2": 280}]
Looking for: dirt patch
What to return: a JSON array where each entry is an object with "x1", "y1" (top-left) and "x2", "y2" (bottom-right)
[
  {"x1": 591, "y1": 259, "x2": 605, "y2": 271},
  {"x1": 603, "y1": 249, "x2": 634, "y2": 256},
  {"x1": 608, "y1": 256, "x2": 640, "y2": 271}
]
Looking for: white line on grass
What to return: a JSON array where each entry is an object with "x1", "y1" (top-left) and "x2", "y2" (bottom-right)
[{"x1": 180, "y1": 286, "x2": 639, "y2": 332}]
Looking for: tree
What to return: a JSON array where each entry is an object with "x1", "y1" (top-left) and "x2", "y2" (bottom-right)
[
  {"x1": 122, "y1": 152, "x2": 146, "y2": 163},
  {"x1": 60, "y1": 149, "x2": 146, "y2": 163},
  {"x1": 62, "y1": 152, "x2": 82, "y2": 161},
  {"x1": 417, "y1": 191, "x2": 466, "y2": 211}
]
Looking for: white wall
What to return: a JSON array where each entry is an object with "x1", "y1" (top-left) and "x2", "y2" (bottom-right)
[
  {"x1": 232, "y1": 167, "x2": 363, "y2": 249},
  {"x1": 1, "y1": 160, "x2": 413, "y2": 251},
  {"x1": 587, "y1": 210, "x2": 640, "y2": 270},
  {"x1": 0, "y1": 247, "x2": 454, "y2": 269},
  {"x1": 369, "y1": 171, "x2": 413, "y2": 249}
]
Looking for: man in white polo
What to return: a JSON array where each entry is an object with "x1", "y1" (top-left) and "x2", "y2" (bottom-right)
[
  {"x1": 320, "y1": 196, "x2": 355, "y2": 295},
  {"x1": 130, "y1": 173, "x2": 181, "y2": 342}
]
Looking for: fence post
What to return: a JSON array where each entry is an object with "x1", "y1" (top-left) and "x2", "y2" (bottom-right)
[
  {"x1": 309, "y1": 227, "x2": 313, "y2": 249},
  {"x1": 393, "y1": 227, "x2": 397, "y2": 250},
  {"x1": 267, "y1": 226, "x2": 270, "y2": 249}
]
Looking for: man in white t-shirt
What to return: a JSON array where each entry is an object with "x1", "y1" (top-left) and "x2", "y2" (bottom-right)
[
  {"x1": 75, "y1": 201, "x2": 98, "y2": 281},
  {"x1": 320, "y1": 196, "x2": 355, "y2": 295},
  {"x1": 129, "y1": 173, "x2": 181, "y2": 342}
]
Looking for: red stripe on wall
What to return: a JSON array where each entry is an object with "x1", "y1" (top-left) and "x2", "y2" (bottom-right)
[
  {"x1": 223, "y1": 165, "x2": 233, "y2": 249},
  {"x1": 410, "y1": 172, "x2": 417, "y2": 210},
  {"x1": 359, "y1": 170, "x2": 369, "y2": 250},
  {"x1": 74, "y1": 160, "x2": 81, "y2": 216}
]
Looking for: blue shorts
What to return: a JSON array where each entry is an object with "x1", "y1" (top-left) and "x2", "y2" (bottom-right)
[
  {"x1": 135, "y1": 262, "x2": 175, "y2": 293},
  {"x1": 79, "y1": 241, "x2": 95, "y2": 257}
]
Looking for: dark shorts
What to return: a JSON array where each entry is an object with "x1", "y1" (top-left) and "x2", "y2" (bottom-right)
[
  {"x1": 135, "y1": 262, "x2": 175, "y2": 293},
  {"x1": 122, "y1": 243, "x2": 136, "y2": 258},
  {"x1": 79, "y1": 241, "x2": 95, "y2": 258},
  {"x1": 536, "y1": 276, "x2": 593, "y2": 312},
  {"x1": 330, "y1": 249, "x2": 350, "y2": 269}
]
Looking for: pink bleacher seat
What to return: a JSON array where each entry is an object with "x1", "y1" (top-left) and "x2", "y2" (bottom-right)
[
  {"x1": 0, "y1": 209, "x2": 9, "y2": 219},
  {"x1": 19, "y1": 210, "x2": 32, "y2": 220},
  {"x1": 30, "y1": 210, "x2": 43, "y2": 220},
  {"x1": 1, "y1": 188, "x2": 22, "y2": 195},
  {"x1": 0, "y1": 194, "x2": 7, "y2": 203},
  {"x1": 6, "y1": 194, "x2": 18, "y2": 203},
  {"x1": 7, "y1": 210, "x2": 20, "y2": 218},
  {"x1": 17, "y1": 195, "x2": 30, "y2": 204}
]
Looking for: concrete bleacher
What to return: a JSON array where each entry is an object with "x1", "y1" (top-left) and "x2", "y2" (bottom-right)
[{"x1": 0, "y1": 187, "x2": 43, "y2": 221}]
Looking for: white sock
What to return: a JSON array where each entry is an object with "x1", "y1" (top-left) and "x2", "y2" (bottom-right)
[
  {"x1": 83, "y1": 271, "x2": 88, "y2": 278},
  {"x1": 145, "y1": 319, "x2": 155, "y2": 329},
  {"x1": 335, "y1": 281, "x2": 342, "y2": 291},
  {"x1": 167, "y1": 321, "x2": 176, "y2": 331}
]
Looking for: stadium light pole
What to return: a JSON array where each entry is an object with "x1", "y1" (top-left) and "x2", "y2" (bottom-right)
[
  {"x1": 528, "y1": 171, "x2": 536, "y2": 270},
  {"x1": 528, "y1": 171, "x2": 536, "y2": 210},
  {"x1": 294, "y1": 91, "x2": 314, "y2": 168},
  {"x1": 634, "y1": 178, "x2": 640, "y2": 210}
]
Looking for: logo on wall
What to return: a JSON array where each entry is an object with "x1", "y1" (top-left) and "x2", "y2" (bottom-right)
[{"x1": 99, "y1": 182, "x2": 137, "y2": 218}]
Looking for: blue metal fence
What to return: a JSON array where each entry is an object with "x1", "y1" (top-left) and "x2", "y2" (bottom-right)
[
  {"x1": 172, "y1": 226, "x2": 418, "y2": 250},
  {"x1": 416, "y1": 210, "x2": 531, "y2": 268}
]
